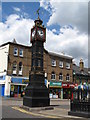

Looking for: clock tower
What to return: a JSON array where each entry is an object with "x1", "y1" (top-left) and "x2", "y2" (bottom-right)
[{"x1": 23, "y1": 13, "x2": 50, "y2": 107}]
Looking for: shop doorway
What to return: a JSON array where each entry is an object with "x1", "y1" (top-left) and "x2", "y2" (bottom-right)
[
  {"x1": 49, "y1": 88, "x2": 61, "y2": 98},
  {"x1": 63, "y1": 89, "x2": 71, "y2": 99},
  {"x1": 0, "y1": 85, "x2": 5, "y2": 96}
]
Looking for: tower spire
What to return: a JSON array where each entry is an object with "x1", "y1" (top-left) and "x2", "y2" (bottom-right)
[{"x1": 36, "y1": 8, "x2": 40, "y2": 19}]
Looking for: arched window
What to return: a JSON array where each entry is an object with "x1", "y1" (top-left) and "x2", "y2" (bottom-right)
[
  {"x1": 12, "y1": 61, "x2": 17, "y2": 74},
  {"x1": 19, "y1": 62, "x2": 23, "y2": 75},
  {"x1": 66, "y1": 74, "x2": 70, "y2": 81},
  {"x1": 59, "y1": 73, "x2": 63, "y2": 81},
  {"x1": 51, "y1": 72, "x2": 56, "y2": 80},
  {"x1": 14, "y1": 48, "x2": 18, "y2": 56}
]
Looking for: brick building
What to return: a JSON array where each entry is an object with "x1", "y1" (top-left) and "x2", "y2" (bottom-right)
[
  {"x1": 0, "y1": 40, "x2": 74, "y2": 99},
  {"x1": 73, "y1": 59, "x2": 90, "y2": 85}
]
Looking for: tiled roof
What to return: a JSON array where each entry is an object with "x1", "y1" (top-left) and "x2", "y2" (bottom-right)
[
  {"x1": 49, "y1": 51, "x2": 73, "y2": 60},
  {"x1": 73, "y1": 64, "x2": 89, "y2": 75}
]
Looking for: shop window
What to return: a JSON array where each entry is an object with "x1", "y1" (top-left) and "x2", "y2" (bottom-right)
[
  {"x1": 59, "y1": 61, "x2": 63, "y2": 68},
  {"x1": 45, "y1": 73, "x2": 47, "y2": 78},
  {"x1": 66, "y1": 63, "x2": 70, "y2": 69},
  {"x1": 12, "y1": 62, "x2": 17, "y2": 74},
  {"x1": 51, "y1": 72, "x2": 56, "y2": 80},
  {"x1": 19, "y1": 62, "x2": 23, "y2": 75},
  {"x1": 51, "y1": 59, "x2": 56, "y2": 66},
  {"x1": 66, "y1": 74, "x2": 70, "y2": 81},
  {"x1": 14, "y1": 48, "x2": 18, "y2": 56},
  {"x1": 19, "y1": 49, "x2": 23, "y2": 57},
  {"x1": 59, "y1": 73, "x2": 63, "y2": 81}
]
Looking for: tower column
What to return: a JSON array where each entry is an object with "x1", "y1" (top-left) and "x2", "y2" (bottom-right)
[{"x1": 23, "y1": 17, "x2": 50, "y2": 107}]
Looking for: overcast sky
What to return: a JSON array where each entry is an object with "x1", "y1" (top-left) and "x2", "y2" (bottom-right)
[{"x1": 0, "y1": 0, "x2": 89, "y2": 67}]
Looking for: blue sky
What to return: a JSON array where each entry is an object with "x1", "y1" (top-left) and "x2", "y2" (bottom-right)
[
  {"x1": 2, "y1": 2, "x2": 60, "y2": 34},
  {"x1": 2, "y1": 2, "x2": 47, "y2": 23},
  {"x1": 0, "y1": 1, "x2": 89, "y2": 67}
]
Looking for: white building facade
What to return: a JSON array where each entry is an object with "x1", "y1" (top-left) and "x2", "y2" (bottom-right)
[{"x1": 0, "y1": 43, "x2": 28, "y2": 97}]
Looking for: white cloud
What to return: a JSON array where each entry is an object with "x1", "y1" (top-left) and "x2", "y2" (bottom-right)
[
  {"x1": 40, "y1": 0, "x2": 88, "y2": 34},
  {"x1": 52, "y1": 29, "x2": 56, "y2": 33},
  {"x1": 45, "y1": 26, "x2": 88, "y2": 67},
  {"x1": 0, "y1": 14, "x2": 34, "y2": 46},
  {"x1": 40, "y1": 0, "x2": 88, "y2": 67},
  {"x1": 0, "y1": 2, "x2": 2, "y2": 21},
  {"x1": 13, "y1": 7, "x2": 21, "y2": 12},
  {"x1": 0, "y1": 11, "x2": 88, "y2": 67},
  {"x1": 13, "y1": 6, "x2": 29, "y2": 19}
]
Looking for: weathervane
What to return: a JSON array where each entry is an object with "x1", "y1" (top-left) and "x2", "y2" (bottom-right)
[{"x1": 36, "y1": 8, "x2": 40, "y2": 19}]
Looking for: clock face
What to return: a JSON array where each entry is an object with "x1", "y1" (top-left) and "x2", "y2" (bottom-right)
[
  {"x1": 38, "y1": 29, "x2": 44, "y2": 37},
  {"x1": 32, "y1": 29, "x2": 35, "y2": 38}
]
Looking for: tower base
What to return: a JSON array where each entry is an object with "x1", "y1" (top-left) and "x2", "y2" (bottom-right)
[
  {"x1": 23, "y1": 85, "x2": 50, "y2": 107},
  {"x1": 23, "y1": 96, "x2": 50, "y2": 107}
]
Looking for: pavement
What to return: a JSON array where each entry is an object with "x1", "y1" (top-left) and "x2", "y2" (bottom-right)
[{"x1": 0, "y1": 97, "x2": 89, "y2": 120}]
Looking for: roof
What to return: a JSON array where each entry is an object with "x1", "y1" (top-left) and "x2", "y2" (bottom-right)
[
  {"x1": 0, "y1": 41, "x2": 73, "y2": 60},
  {"x1": 0, "y1": 42, "x2": 31, "y2": 48},
  {"x1": 49, "y1": 51, "x2": 73, "y2": 60},
  {"x1": 73, "y1": 64, "x2": 89, "y2": 76}
]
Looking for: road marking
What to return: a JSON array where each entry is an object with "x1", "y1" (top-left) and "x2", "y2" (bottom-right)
[
  {"x1": 12, "y1": 106, "x2": 60, "y2": 118},
  {"x1": 12, "y1": 106, "x2": 83, "y2": 119}
]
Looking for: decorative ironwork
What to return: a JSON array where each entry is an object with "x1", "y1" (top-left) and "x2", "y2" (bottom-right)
[
  {"x1": 36, "y1": 8, "x2": 40, "y2": 19},
  {"x1": 69, "y1": 84, "x2": 90, "y2": 118}
]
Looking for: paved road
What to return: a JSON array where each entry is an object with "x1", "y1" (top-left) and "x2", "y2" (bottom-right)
[
  {"x1": 2, "y1": 98, "x2": 42, "y2": 118},
  {"x1": 0, "y1": 98, "x2": 88, "y2": 120}
]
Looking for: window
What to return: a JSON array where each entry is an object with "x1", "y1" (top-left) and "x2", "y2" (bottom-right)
[
  {"x1": 19, "y1": 49, "x2": 23, "y2": 57},
  {"x1": 59, "y1": 73, "x2": 63, "y2": 81},
  {"x1": 51, "y1": 59, "x2": 56, "y2": 66},
  {"x1": 19, "y1": 62, "x2": 23, "y2": 75},
  {"x1": 66, "y1": 63, "x2": 70, "y2": 69},
  {"x1": 51, "y1": 72, "x2": 56, "y2": 80},
  {"x1": 59, "y1": 61, "x2": 63, "y2": 68},
  {"x1": 12, "y1": 62, "x2": 17, "y2": 74},
  {"x1": 38, "y1": 60, "x2": 41, "y2": 67},
  {"x1": 14, "y1": 48, "x2": 18, "y2": 56},
  {"x1": 45, "y1": 73, "x2": 47, "y2": 78},
  {"x1": 66, "y1": 74, "x2": 70, "y2": 81}
]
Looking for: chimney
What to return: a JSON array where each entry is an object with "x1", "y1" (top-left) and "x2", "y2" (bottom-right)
[
  {"x1": 13, "y1": 38, "x2": 17, "y2": 43},
  {"x1": 79, "y1": 59, "x2": 84, "y2": 71}
]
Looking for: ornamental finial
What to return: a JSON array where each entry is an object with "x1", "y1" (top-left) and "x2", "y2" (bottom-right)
[{"x1": 36, "y1": 8, "x2": 40, "y2": 19}]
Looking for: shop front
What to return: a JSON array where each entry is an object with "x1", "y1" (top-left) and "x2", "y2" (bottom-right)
[
  {"x1": 10, "y1": 77, "x2": 29, "y2": 97},
  {"x1": 49, "y1": 81, "x2": 63, "y2": 99},
  {"x1": 0, "y1": 84, "x2": 5, "y2": 96},
  {"x1": 0, "y1": 74, "x2": 6, "y2": 96},
  {"x1": 62, "y1": 82, "x2": 75, "y2": 99}
]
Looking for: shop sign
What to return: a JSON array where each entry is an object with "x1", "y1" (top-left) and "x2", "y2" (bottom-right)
[
  {"x1": 22, "y1": 79, "x2": 29, "y2": 84},
  {"x1": 62, "y1": 83, "x2": 75, "y2": 88},
  {"x1": 11, "y1": 77, "x2": 29, "y2": 84},
  {"x1": 50, "y1": 81, "x2": 62, "y2": 87},
  {"x1": 0, "y1": 75, "x2": 5, "y2": 80},
  {"x1": 69, "y1": 84, "x2": 75, "y2": 88},
  {"x1": 11, "y1": 78, "x2": 22, "y2": 83}
]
